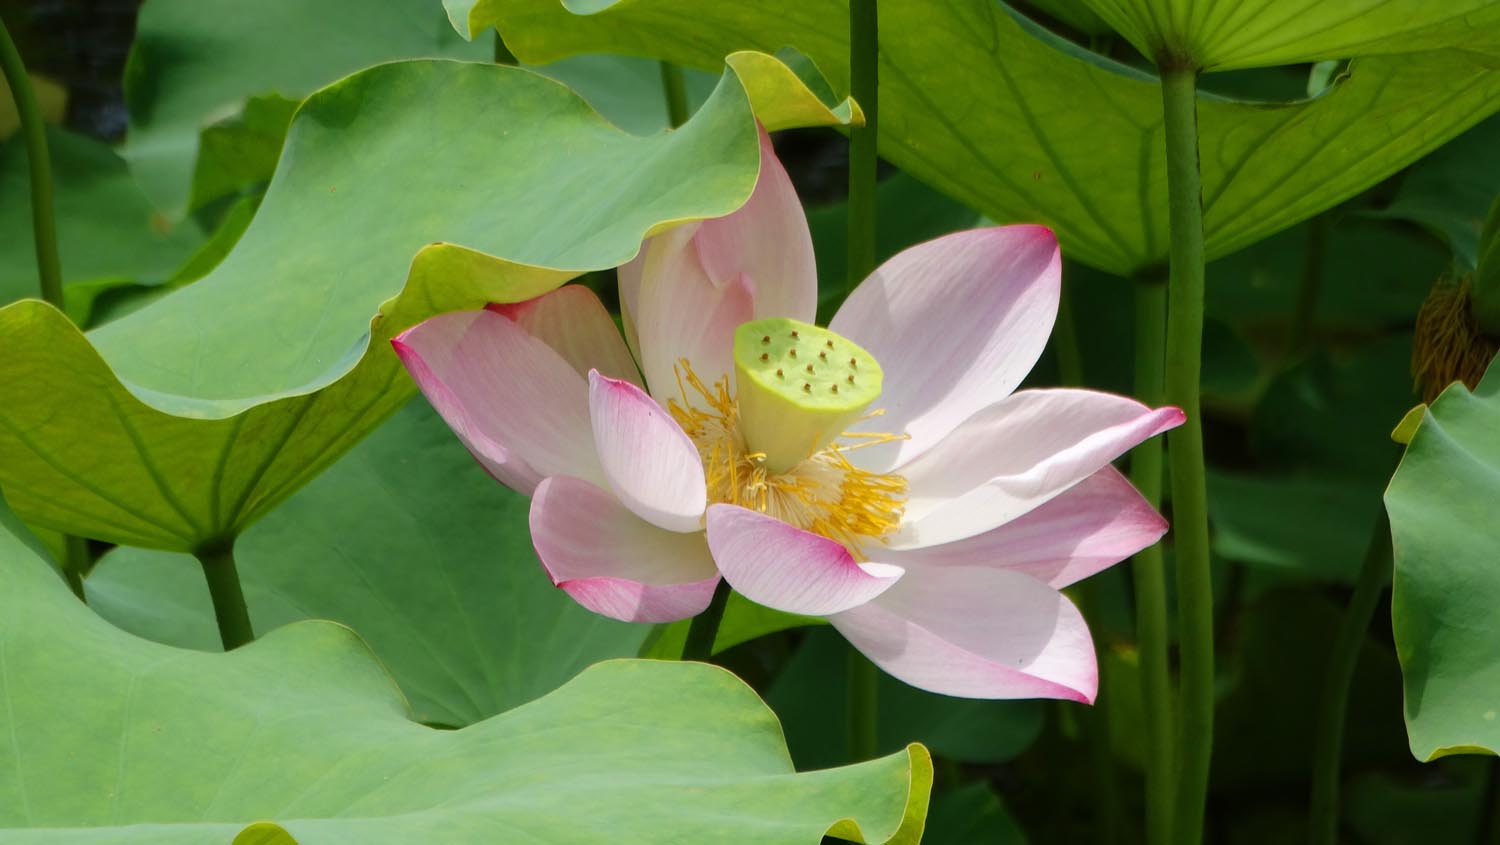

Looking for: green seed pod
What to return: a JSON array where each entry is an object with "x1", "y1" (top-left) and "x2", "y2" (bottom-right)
[{"x1": 733, "y1": 317, "x2": 883, "y2": 474}]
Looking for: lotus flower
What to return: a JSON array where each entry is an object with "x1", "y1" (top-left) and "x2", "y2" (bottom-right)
[{"x1": 393, "y1": 130, "x2": 1182, "y2": 702}]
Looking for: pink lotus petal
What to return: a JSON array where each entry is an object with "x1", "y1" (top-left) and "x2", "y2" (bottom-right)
[
  {"x1": 891, "y1": 388, "x2": 1184, "y2": 549},
  {"x1": 631, "y1": 225, "x2": 755, "y2": 401},
  {"x1": 887, "y1": 467, "x2": 1167, "y2": 588},
  {"x1": 830, "y1": 226, "x2": 1062, "y2": 470},
  {"x1": 531, "y1": 476, "x2": 720, "y2": 623},
  {"x1": 588, "y1": 372, "x2": 708, "y2": 532},
  {"x1": 487, "y1": 286, "x2": 641, "y2": 387},
  {"x1": 830, "y1": 566, "x2": 1097, "y2": 702},
  {"x1": 392, "y1": 310, "x2": 604, "y2": 495},
  {"x1": 704, "y1": 504, "x2": 902, "y2": 616},
  {"x1": 695, "y1": 126, "x2": 817, "y2": 324}
]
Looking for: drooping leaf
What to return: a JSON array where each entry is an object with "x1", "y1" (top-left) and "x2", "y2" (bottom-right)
[
  {"x1": 1075, "y1": 0, "x2": 1500, "y2": 71},
  {"x1": 85, "y1": 399, "x2": 649, "y2": 728},
  {"x1": 0, "y1": 495, "x2": 932, "y2": 844},
  {"x1": 477, "y1": 0, "x2": 1500, "y2": 276},
  {"x1": 1387, "y1": 357, "x2": 1500, "y2": 760},
  {"x1": 0, "y1": 55, "x2": 854, "y2": 552},
  {"x1": 1368, "y1": 115, "x2": 1500, "y2": 270},
  {"x1": 0, "y1": 127, "x2": 203, "y2": 322},
  {"x1": 124, "y1": 0, "x2": 490, "y2": 215}
]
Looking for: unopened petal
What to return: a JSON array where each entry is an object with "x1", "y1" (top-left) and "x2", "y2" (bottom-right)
[
  {"x1": 588, "y1": 372, "x2": 708, "y2": 532},
  {"x1": 531, "y1": 475, "x2": 719, "y2": 623},
  {"x1": 831, "y1": 567, "x2": 1097, "y2": 702},
  {"x1": 705, "y1": 504, "x2": 902, "y2": 616}
]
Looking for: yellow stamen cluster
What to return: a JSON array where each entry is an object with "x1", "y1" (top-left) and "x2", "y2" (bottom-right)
[{"x1": 669, "y1": 360, "x2": 908, "y2": 556}]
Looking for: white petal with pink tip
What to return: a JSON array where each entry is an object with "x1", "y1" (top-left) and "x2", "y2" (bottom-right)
[
  {"x1": 488, "y1": 286, "x2": 641, "y2": 387},
  {"x1": 391, "y1": 310, "x2": 603, "y2": 495},
  {"x1": 695, "y1": 127, "x2": 818, "y2": 324},
  {"x1": 530, "y1": 475, "x2": 719, "y2": 624},
  {"x1": 831, "y1": 566, "x2": 1097, "y2": 702},
  {"x1": 891, "y1": 388, "x2": 1184, "y2": 549},
  {"x1": 705, "y1": 504, "x2": 903, "y2": 616},
  {"x1": 831, "y1": 226, "x2": 1062, "y2": 470},
  {"x1": 588, "y1": 372, "x2": 708, "y2": 533},
  {"x1": 885, "y1": 467, "x2": 1168, "y2": 588}
]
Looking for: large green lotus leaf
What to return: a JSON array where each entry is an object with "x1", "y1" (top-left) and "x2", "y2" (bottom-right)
[
  {"x1": 0, "y1": 497, "x2": 931, "y2": 844},
  {"x1": 82, "y1": 399, "x2": 648, "y2": 728},
  {"x1": 0, "y1": 56, "x2": 853, "y2": 552},
  {"x1": 1387, "y1": 358, "x2": 1500, "y2": 760},
  {"x1": 0, "y1": 127, "x2": 203, "y2": 322},
  {"x1": 124, "y1": 0, "x2": 490, "y2": 215},
  {"x1": 1076, "y1": 0, "x2": 1500, "y2": 71},
  {"x1": 477, "y1": 0, "x2": 1500, "y2": 276}
]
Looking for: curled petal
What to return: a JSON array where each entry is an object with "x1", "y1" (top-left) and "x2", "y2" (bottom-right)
[
  {"x1": 588, "y1": 372, "x2": 707, "y2": 532},
  {"x1": 831, "y1": 225, "x2": 1061, "y2": 470},
  {"x1": 831, "y1": 567, "x2": 1097, "y2": 702},
  {"x1": 705, "y1": 504, "x2": 902, "y2": 616},
  {"x1": 392, "y1": 310, "x2": 603, "y2": 495},
  {"x1": 531, "y1": 475, "x2": 719, "y2": 623},
  {"x1": 887, "y1": 467, "x2": 1167, "y2": 588},
  {"x1": 892, "y1": 388, "x2": 1183, "y2": 549},
  {"x1": 488, "y1": 286, "x2": 641, "y2": 387}
]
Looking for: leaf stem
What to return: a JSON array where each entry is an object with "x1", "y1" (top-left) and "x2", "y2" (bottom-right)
[
  {"x1": 1309, "y1": 508, "x2": 1393, "y2": 845},
  {"x1": 1288, "y1": 213, "x2": 1330, "y2": 363},
  {"x1": 0, "y1": 15, "x2": 63, "y2": 308},
  {"x1": 681, "y1": 579, "x2": 731, "y2": 661},
  {"x1": 845, "y1": 0, "x2": 879, "y2": 295},
  {"x1": 1160, "y1": 64, "x2": 1214, "y2": 845},
  {"x1": 195, "y1": 542, "x2": 255, "y2": 650},
  {"x1": 847, "y1": 648, "x2": 879, "y2": 760},
  {"x1": 659, "y1": 61, "x2": 689, "y2": 128},
  {"x1": 1132, "y1": 276, "x2": 1175, "y2": 845}
]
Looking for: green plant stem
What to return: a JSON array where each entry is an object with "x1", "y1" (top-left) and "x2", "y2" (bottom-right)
[
  {"x1": 659, "y1": 61, "x2": 689, "y2": 128},
  {"x1": 0, "y1": 17, "x2": 62, "y2": 308},
  {"x1": 1160, "y1": 64, "x2": 1214, "y2": 845},
  {"x1": 195, "y1": 544, "x2": 255, "y2": 650},
  {"x1": 845, "y1": 0, "x2": 878, "y2": 295},
  {"x1": 1054, "y1": 280, "x2": 1084, "y2": 387},
  {"x1": 681, "y1": 579, "x2": 731, "y2": 661},
  {"x1": 847, "y1": 648, "x2": 879, "y2": 761},
  {"x1": 1309, "y1": 509, "x2": 1393, "y2": 845},
  {"x1": 1132, "y1": 277, "x2": 1175, "y2": 845}
]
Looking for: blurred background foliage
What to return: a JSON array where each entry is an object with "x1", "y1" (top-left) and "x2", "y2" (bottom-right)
[{"x1": 2, "y1": 0, "x2": 1497, "y2": 841}]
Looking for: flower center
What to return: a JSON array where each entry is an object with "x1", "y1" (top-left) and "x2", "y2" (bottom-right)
[{"x1": 668, "y1": 319, "x2": 908, "y2": 557}]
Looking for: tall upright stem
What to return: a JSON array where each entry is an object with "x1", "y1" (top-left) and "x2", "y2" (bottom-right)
[
  {"x1": 843, "y1": 0, "x2": 882, "y2": 757},
  {"x1": 1160, "y1": 64, "x2": 1214, "y2": 845},
  {"x1": 195, "y1": 543, "x2": 255, "y2": 650},
  {"x1": 681, "y1": 579, "x2": 731, "y2": 661},
  {"x1": 1054, "y1": 280, "x2": 1084, "y2": 387},
  {"x1": 1309, "y1": 509, "x2": 1393, "y2": 845},
  {"x1": 0, "y1": 17, "x2": 62, "y2": 308},
  {"x1": 1132, "y1": 278, "x2": 1175, "y2": 845},
  {"x1": 845, "y1": 0, "x2": 879, "y2": 296},
  {"x1": 659, "y1": 61, "x2": 689, "y2": 128}
]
